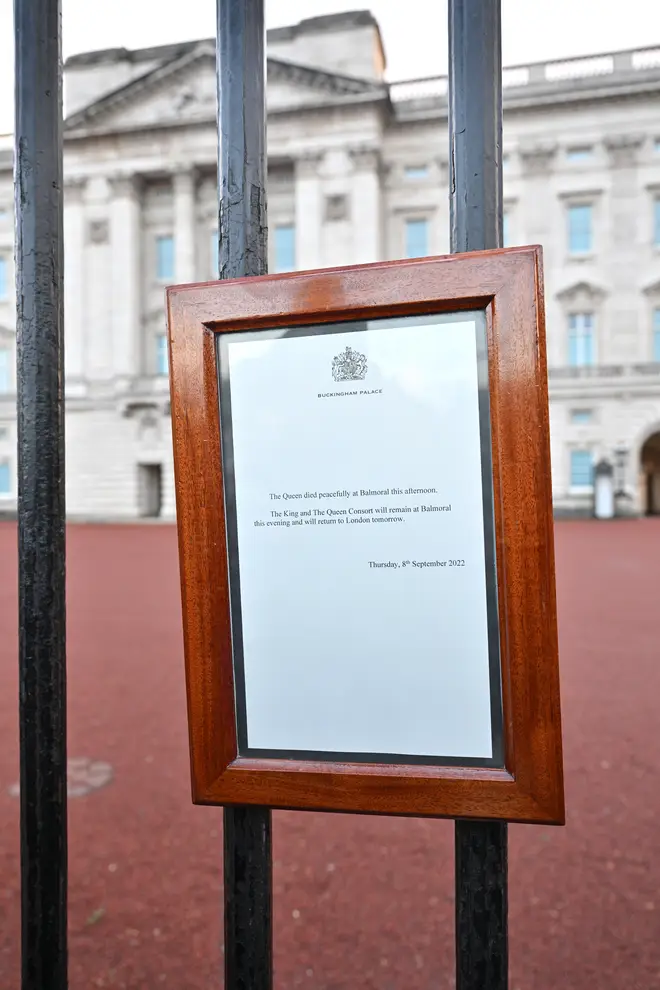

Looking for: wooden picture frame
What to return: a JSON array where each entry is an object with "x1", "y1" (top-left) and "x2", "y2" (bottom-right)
[{"x1": 166, "y1": 247, "x2": 564, "y2": 825}]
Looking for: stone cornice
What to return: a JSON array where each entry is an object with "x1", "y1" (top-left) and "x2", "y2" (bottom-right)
[
  {"x1": 391, "y1": 203, "x2": 437, "y2": 215},
  {"x1": 557, "y1": 187, "x2": 604, "y2": 201}
]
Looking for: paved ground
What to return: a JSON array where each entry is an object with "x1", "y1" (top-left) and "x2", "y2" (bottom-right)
[{"x1": 1, "y1": 519, "x2": 660, "y2": 989}]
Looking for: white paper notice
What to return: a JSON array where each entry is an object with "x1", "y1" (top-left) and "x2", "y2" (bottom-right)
[{"x1": 222, "y1": 313, "x2": 498, "y2": 761}]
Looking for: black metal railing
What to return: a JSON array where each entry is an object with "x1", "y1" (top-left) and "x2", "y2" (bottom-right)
[
  {"x1": 15, "y1": 1, "x2": 67, "y2": 988},
  {"x1": 14, "y1": 1, "x2": 508, "y2": 987}
]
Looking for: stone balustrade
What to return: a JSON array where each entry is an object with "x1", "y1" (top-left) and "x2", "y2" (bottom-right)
[
  {"x1": 548, "y1": 362, "x2": 660, "y2": 380},
  {"x1": 389, "y1": 44, "x2": 660, "y2": 105}
]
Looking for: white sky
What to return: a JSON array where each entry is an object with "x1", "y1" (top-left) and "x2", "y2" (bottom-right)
[{"x1": 0, "y1": 0, "x2": 658, "y2": 134}]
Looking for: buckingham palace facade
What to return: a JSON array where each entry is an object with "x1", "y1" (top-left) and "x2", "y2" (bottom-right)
[{"x1": 2, "y1": 10, "x2": 660, "y2": 518}]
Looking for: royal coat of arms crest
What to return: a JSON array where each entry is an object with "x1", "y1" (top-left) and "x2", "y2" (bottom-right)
[{"x1": 331, "y1": 346, "x2": 367, "y2": 382}]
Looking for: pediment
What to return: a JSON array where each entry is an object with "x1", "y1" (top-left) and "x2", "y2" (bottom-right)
[
  {"x1": 64, "y1": 46, "x2": 385, "y2": 135},
  {"x1": 65, "y1": 45, "x2": 217, "y2": 133},
  {"x1": 556, "y1": 279, "x2": 607, "y2": 303},
  {"x1": 267, "y1": 58, "x2": 385, "y2": 111}
]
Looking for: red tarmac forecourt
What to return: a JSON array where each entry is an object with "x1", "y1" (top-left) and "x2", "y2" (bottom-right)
[{"x1": 1, "y1": 520, "x2": 659, "y2": 989}]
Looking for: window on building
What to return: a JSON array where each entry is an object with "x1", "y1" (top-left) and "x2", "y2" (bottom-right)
[
  {"x1": 654, "y1": 308, "x2": 660, "y2": 361},
  {"x1": 502, "y1": 154, "x2": 510, "y2": 170},
  {"x1": 570, "y1": 449, "x2": 593, "y2": 488},
  {"x1": 567, "y1": 146, "x2": 593, "y2": 161},
  {"x1": 568, "y1": 204, "x2": 593, "y2": 254},
  {"x1": 654, "y1": 200, "x2": 660, "y2": 247},
  {"x1": 210, "y1": 230, "x2": 219, "y2": 278},
  {"x1": 0, "y1": 460, "x2": 10, "y2": 495},
  {"x1": 404, "y1": 165, "x2": 428, "y2": 180},
  {"x1": 405, "y1": 218, "x2": 429, "y2": 259},
  {"x1": 655, "y1": 138, "x2": 660, "y2": 154},
  {"x1": 156, "y1": 235, "x2": 175, "y2": 281},
  {"x1": 156, "y1": 334, "x2": 168, "y2": 376},
  {"x1": 0, "y1": 347, "x2": 9, "y2": 393},
  {"x1": 571, "y1": 409, "x2": 593, "y2": 424},
  {"x1": 0, "y1": 255, "x2": 8, "y2": 299},
  {"x1": 274, "y1": 225, "x2": 295, "y2": 273},
  {"x1": 568, "y1": 313, "x2": 595, "y2": 366},
  {"x1": 503, "y1": 212, "x2": 510, "y2": 247}
]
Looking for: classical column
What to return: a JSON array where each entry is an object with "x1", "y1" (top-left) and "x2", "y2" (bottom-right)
[
  {"x1": 84, "y1": 203, "x2": 113, "y2": 381},
  {"x1": 63, "y1": 177, "x2": 86, "y2": 387},
  {"x1": 109, "y1": 174, "x2": 142, "y2": 381},
  {"x1": 434, "y1": 157, "x2": 451, "y2": 255},
  {"x1": 604, "y1": 133, "x2": 643, "y2": 236},
  {"x1": 518, "y1": 142, "x2": 557, "y2": 243},
  {"x1": 294, "y1": 152, "x2": 323, "y2": 270},
  {"x1": 349, "y1": 146, "x2": 383, "y2": 264},
  {"x1": 173, "y1": 167, "x2": 197, "y2": 283},
  {"x1": 519, "y1": 142, "x2": 559, "y2": 364},
  {"x1": 604, "y1": 134, "x2": 644, "y2": 362},
  {"x1": 161, "y1": 426, "x2": 177, "y2": 519}
]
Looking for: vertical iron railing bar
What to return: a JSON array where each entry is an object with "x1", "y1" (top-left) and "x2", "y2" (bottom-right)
[
  {"x1": 14, "y1": 0, "x2": 68, "y2": 987},
  {"x1": 216, "y1": 2, "x2": 272, "y2": 989},
  {"x1": 448, "y1": 2, "x2": 508, "y2": 989}
]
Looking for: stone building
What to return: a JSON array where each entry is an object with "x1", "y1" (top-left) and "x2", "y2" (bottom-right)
[{"x1": 1, "y1": 9, "x2": 660, "y2": 517}]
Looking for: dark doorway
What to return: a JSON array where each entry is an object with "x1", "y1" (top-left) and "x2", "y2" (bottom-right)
[
  {"x1": 641, "y1": 432, "x2": 660, "y2": 515},
  {"x1": 138, "y1": 464, "x2": 162, "y2": 518}
]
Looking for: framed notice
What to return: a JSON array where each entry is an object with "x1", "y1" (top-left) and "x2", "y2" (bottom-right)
[{"x1": 167, "y1": 248, "x2": 564, "y2": 824}]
